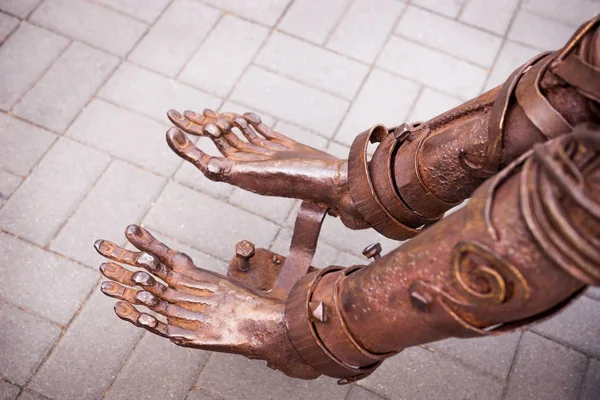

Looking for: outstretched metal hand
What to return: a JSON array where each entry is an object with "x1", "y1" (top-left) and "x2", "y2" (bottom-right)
[
  {"x1": 94, "y1": 225, "x2": 319, "y2": 379},
  {"x1": 166, "y1": 108, "x2": 368, "y2": 229}
]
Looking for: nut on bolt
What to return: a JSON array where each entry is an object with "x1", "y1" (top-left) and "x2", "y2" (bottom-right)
[
  {"x1": 235, "y1": 240, "x2": 255, "y2": 272},
  {"x1": 362, "y1": 243, "x2": 382, "y2": 260}
]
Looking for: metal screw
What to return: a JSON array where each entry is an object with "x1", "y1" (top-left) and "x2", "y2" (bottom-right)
[
  {"x1": 235, "y1": 240, "x2": 255, "y2": 272},
  {"x1": 362, "y1": 243, "x2": 382, "y2": 260},
  {"x1": 309, "y1": 301, "x2": 328, "y2": 322},
  {"x1": 409, "y1": 290, "x2": 431, "y2": 313}
]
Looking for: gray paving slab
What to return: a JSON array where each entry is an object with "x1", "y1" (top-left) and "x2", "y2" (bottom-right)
[
  {"x1": 0, "y1": 232, "x2": 97, "y2": 325},
  {"x1": 580, "y1": 358, "x2": 600, "y2": 400},
  {"x1": 521, "y1": 0, "x2": 599, "y2": 27},
  {"x1": 0, "y1": 22, "x2": 68, "y2": 110},
  {"x1": 0, "y1": 380, "x2": 19, "y2": 400},
  {"x1": 186, "y1": 388, "x2": 224, "y2": 400},
  {"x1": 326, "y1": 0, "x2": 404, "y2": 64},
  {"x1": 0, "y1": 138, "x2": 110, "y2": 246},
  {"x1": 586, "y1": 286, "x2": 600, "y2": 301},
  {"x1": 144, "y1": 182, "x2": 280, "y2": 261},
  {"x1": 531, "y1": 296, "x2": 600, "y2": 358},
  {"x1": 200, "y1": 0, "x2": 291, "y2": 26},
  {"x1": 346, "y1": 386, "x2": 385, "y2": 400},
  {"x1": 231, "y1": 66, "x2": 349, "y2": 137},
  {"x1": 15, "y1": 390, "x2": 48, "y2": 400},
  {"x1": 428, "y1": 332, "x2": 521, "y2": 380},
  {"x1": 485, "y1": 40, "x2": 541, "y2": 91},
  {"x1": 228, "y1": 189, "x2": 296, "y2": 225},
  {"x1": 128, "y1": 0, "x2": 220, "y2": 76},
  {"x1": 105, "y1": 333, "x2": 209, "y2": 400},
  {"x1": 29, "y1": 287, "x2": 143, "y2": 400},
  {"x1": 256, "y1": 31, "x2": 369, "y2": 100},
  {"x1": 412, "y1": 0, "x2": 464, "y2": 18},
  {"x1": 94, "y1": 0, "x2": 169, "y2": 24},
  {"x1": 0, "y1": 11, "x2": 18, "y2": 42},
  {"x1": 0, "y1": 114, "x2": 56, "y2": 176},
  {"x1": 408, "y1": 87, "x2": 462, "y2": 122},
  {"x1": 66, "y1": 99, "x2": 179, "y2": 176},
  {"x1": 0, "y1": 300, "x2": 61, "y2": 385},
  {"x1": 460, "y1": 0, "x2": 519, "y2": 36},
  {"x1": 360, "y1": 346, "x2": 504, "y2": 400},
  {"x1": 30, "y1": 0, "x2": 147, "y2": 57},
  {"x1": 196, "y1": 352, "x2": 350, "y2": 400},
  {"x1": 271, "y1": 227, "x2": 340, "y2": 268},
  {"x1": 272, "y1": 121, "x2": 329, "y2": 150},
  {"x1": 13, "y1": 41, "x2": 119, "y2": 132},
  {"x1": 0, "y1": 169, "x2": 21, "y2": 205},
  {"x1": 0, "y1": 0, "x2": 41, "y2": 18},
  {"x1": 508, "y1": 10, "x2": 577, "y2": 51},
  {"x1": 99, "y1": 62, "x2": 221, "y2": 123},
  {"x1": 50, "y1": 160, "x2": 165, "y2": 267},
  {"x1": 179, "y1": 14, "x2": 269, "y2": 98},
  {"x1": 503, "y1": 332, "x2": 587, "y2": 400},
  {"x1": 336, "y1": 68, "x2": 420, "y2": 145},
  {"x1": 277, "y1": 0, "x2": 350, "y2": 45},
  {"x1": 396, "y1": 6, "x2": 503, "y2": 67}
]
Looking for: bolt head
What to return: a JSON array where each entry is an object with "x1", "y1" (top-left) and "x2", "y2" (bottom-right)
[
  {"x1": 235, "y1": 240, "x2": 255, "y2": 259},
  {"x1": 393, "y1": 123, "x2": 412, "y2": 142},
  {"x1": 362, "y1": 243, "x2": 382, "y2": 259},
  {"x1": 309, "y1": 301, "x2": 328, "y2": 322}
]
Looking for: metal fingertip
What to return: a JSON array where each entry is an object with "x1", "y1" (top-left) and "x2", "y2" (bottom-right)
[
  {"x1": 114, "y1": 301, "x2": 134, "y2": 317},
  {"x1": 99, "y1": 262, "x2": 118, "y2": 275},
  {"x1": 125, "y1": 224, "x2": 143, "y2": 238},
  {"x1": 243, "y1": 112, "x2": 261, "y2": 124},
  {"x1": 216, "y1": 118, "x2": 231, "y2": 132},
  {"x1": 100, "y1": 281, "x2": 117, "y2": 293},
  {"x1": 94, "y1": 240, "x2": 113, "y2": 255},
  {"x1": 203, "y1": 108, "x2": 217, "y2": 118},
  {"x1": 167, "y1": 109, "x2": 182, "y2": 119},
  {"x1": 93, "y1": 239, "x2": 103, "y2": 253},
  {"x1": 166, "y1": 127, "x2": 189, "y2": 147}
]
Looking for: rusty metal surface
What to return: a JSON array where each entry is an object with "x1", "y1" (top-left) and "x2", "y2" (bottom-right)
[{"x1": 93, "y1": 16, "x2": 600, "y2": 383}]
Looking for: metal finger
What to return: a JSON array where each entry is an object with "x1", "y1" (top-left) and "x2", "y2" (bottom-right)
[
  {"x1": 167, "y1": 109, "x2": 205, "y2": 136},
  {"x1": 113, "y1": 301, "x2": 170, "y2": 337}
]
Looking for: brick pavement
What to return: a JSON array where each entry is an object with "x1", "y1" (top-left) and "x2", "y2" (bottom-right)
[{"x1": 0, "y1": 0, "x2": 598, "y2": 399}]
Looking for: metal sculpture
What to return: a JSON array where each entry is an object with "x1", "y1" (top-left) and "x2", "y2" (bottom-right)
[{"x1": 94, "y1": 16, "x2": 600, "y2": 383}]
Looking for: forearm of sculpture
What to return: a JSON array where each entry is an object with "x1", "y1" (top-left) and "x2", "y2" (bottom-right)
[
  {"x1": 355, "y1": 16, "x2": 600, "y2": 239},
  {"x1": 288, "y1": 124, "x2": 599, "y2": 374}
]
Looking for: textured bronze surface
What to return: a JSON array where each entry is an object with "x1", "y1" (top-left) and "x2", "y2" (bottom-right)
[{"x1": 94, "y1": 16, "x2": 600, "y2": 384}]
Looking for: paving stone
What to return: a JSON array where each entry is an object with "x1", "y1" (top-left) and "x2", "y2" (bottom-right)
[
  {"x1": 0, "y1": 380, "x2": 19, "y2": 400},
  {"x1": 277, "y1": 0, "x2": 350, "y2": 44},
  {"x1": 186, "y1": 388, "x2": 223, "y2": 400},
  {"x1": 336, "y1": 68, "x2": 420, "y2": 145},
  {"x1": 148, "y1": 230, "x2": 229, "y2": 276},
  {"x1": 271, "y1": 228, "x2": 339, "y2": 268},
  {"x1": 326, "y1": 141, "x2": 350, "y2": 159},
  {"x1": 326, "y1": 0, "x2": 404, "y2": 64},
  {"x1": 334, "y1": 251, "x2": 368, "y2": 267},
  {"x1": 0, "y1": 0, "x2": 40, "y2": 18},
  {"x1": 95, "y1": 0, "x2": 170, "y2": 23},
  {"x1": 521, "y1": 0, "x2": 599, "y2": 27},
  {"x1": 412, "y1": 0, "x2": 465, "y2": 18},
  {"x1": 15, "y1": 390, "x2": 48, "y2": 400},
  {"x1": 50, "y1": 160, "x2": 165, "y2": 267},
  {"x1": 585, "y1": 286, "x2": 600, "y2": 301},
  {"x1": 0, "y1": 114, "x2": 56, "y2": 176},
  {"x1": 485, "y1": 40, "x2": 541, "y2": 91},
  {"x1": 144, "y1": 182, "x2": 280, "y2": 261},
  {"x1": 346, "y1": 386, "x2": 385, "y2": 400},
  {"x1": 200, "y1": 0, "x2": 291, "y2": 26},
  {"x1": 13, "y1": 42, "x2": 119, "y2": 132},
  {"x1": 30, "y1": 0, "x2": 146, "y2": 57},
  {"x1": 360, "y1": 346, "x2": 503, "y2": 400},
  {"x1": 378, "y1": 36, "x2": 488, "y2": 100},
  {"x1": 396, "y1": 6, "x2": 502, "y2": 67},
  {"x1": 29, "y1": 288, "x2": 143, "y2": 400},
  {"x1": 219, "y1": 101, "x2": 276, "y2": 127},
  {"x1": 179, "y1": 15, "x2": 269, "y2": 98},
  {"x1": 273, "y1": 121, "x2": 329, "y2": 150},
  {"x1": 231, "y1": 66, "x2": 349, "y2": 137},
  {"x1": 0, "y1": 138, "x2": 110, "y2": 246},
  {"x1": 129, "y1": 0, "x2": 220, "y2": 76},
  {"x1": 0, "y1": 22, "x2": 69, "y2": 110},
  {"x1": 531, "y1": 296, "x2": 600, "y2": 358},
  {"x1": 256, "y1": 32, "x2": 369, "y2": 100},
  {"x1": 0, "y1": 300, "x2": 61, "y2": 385},
  {"x1": 229, "y1": 189, "x2": 296, "y2": 225},
  {"x1": 460, "y1": 0, "x2": 520, "y2": 36},
  {"x1": 0, "y1": 170, "x2": 21, "y2": 206},
  {"x1": 580, "y1": 358, "x2": 600, "y2": 400},
  {"x1": 105, "y1": 333, "x2": 209, "y2": 400},
  {"x1": 504, "y1": 332, "x2": 587, "y2": 400},
  {"x1": 428, "y1": 333, "x2": 521, "y2": 380},
  {"x1": 508, "y1": 10, "x2": 575, "y2": 51},
  {"x1": 66, "y1": 99, "x2": 179, "y2": 176},
  {"x1": 0, "y1": 232, "x2": 97, "y2": 325},
  {"x1": 197, "y1": 352, "x2": 350, "y2": 400},
  {"x1": 99, "y1": 62, "x2": 220, "y2": 123},
  {"x1": 319, "y1": 213, "x2": 402, "y2": 256},
  {"x1": 408, "y1": 87, "x2": 462, "y2": 122},
  {"x1": 0, "y1": 11, "x2": 18, "y2": 42}
]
